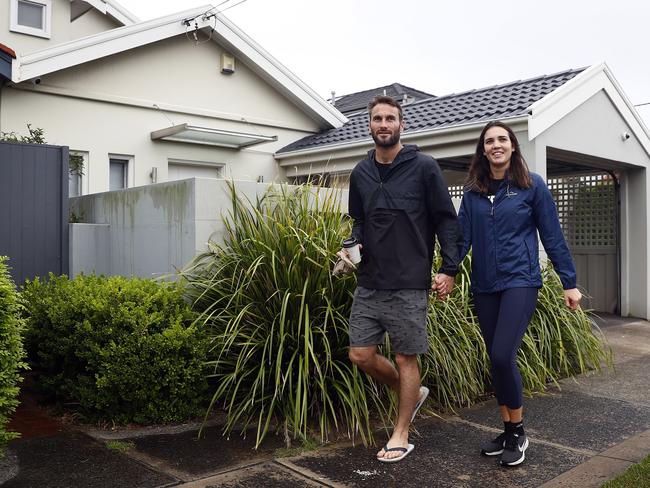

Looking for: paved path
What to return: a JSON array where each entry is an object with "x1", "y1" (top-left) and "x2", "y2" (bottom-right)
[{"x1": 4, "y1": 315, "x2": 650, "y2": 487}]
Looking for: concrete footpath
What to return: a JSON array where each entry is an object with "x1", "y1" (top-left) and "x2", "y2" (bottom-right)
[{"x1": 3, "y1": 314, "x2": 650, "y2": 488}]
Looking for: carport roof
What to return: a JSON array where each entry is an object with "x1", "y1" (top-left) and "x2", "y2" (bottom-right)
[{"x1": 277, "y1": 67, "x2": 586, "y2": 154}]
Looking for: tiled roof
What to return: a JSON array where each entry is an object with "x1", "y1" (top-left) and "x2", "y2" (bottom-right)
[
  {"x1": 331, "y1": 82, "x2": 435, "y2": 113},
  {"x1": 278, "y1": 68, "x2": 585, "y2": 154},
  {"x1": 0, "y1": 43, "x2": 16, "y2": 58}
]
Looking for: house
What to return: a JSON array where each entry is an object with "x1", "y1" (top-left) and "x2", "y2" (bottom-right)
[
  {"x1": 0, "y1": 0, "x2": 346, "y2": 195},
  {"x1": 276, "y1": 65, "x2": 650, "y2": 319}
]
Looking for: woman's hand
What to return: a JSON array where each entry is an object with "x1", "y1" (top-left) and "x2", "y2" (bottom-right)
[{"x1": 564, "y1": 288, "x2": 582, "y2": 310}]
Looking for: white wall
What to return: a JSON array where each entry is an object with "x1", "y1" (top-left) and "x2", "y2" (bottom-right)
[
  {"x1": 1, "y1": 34, "x2": 325, "y2": 193},
  {"x1": 69, "y1": 178, "x2": 348, "y2": 279}
]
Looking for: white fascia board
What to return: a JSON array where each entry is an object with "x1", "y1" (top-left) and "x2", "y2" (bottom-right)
[
  {"x1": 104, "y1": 0, "x2": 139, "y2": 24},
  {"x1": 275, "y1": 116, "x2": 527, "y2": 160},
  {"x1": 71, "y1": 0, "x2": 138, "y2": 25},
  {"x1": 212, "y1": 12, "x2": 347, "y2": 129},
  {"x1": 12, "y1": 5, "x2": 212, "y2": 82},
  {"x1": 528, "y1": 63, "x2": 650, "y2": 155}
]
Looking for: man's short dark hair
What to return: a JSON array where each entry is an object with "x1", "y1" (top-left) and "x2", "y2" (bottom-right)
[{"x1": 368, "y1": 96, "x2": 403, "y2": 120}]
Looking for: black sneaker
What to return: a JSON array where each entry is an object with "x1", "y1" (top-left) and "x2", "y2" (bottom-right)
[
  {"x1": 480, "y1": 431, "x2": 507, "y2": 456},
  {"x1": 500, "y1": 432, "x2": 529, "y2": 466}
]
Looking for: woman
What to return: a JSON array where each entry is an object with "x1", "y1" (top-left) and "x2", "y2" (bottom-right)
[{"x1": 457, "y1": 120, "x2": 582, "y2": 467}]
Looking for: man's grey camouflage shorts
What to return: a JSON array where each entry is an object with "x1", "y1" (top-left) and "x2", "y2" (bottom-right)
[{"x1": 348, "y1": 286, "x2": 429, "y2": 355}]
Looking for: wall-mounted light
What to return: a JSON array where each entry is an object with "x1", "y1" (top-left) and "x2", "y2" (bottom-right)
[
  {"x1": 221, "y1": 53, "x2": 235, "y2": 74},
  {"x1": 150, "y1": 167, "x2": 158, "y2": 183}
]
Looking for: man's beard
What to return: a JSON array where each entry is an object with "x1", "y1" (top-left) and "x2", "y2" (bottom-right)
[{"x1": 371, "y1": 130, "x2": 401, "y2": 148}]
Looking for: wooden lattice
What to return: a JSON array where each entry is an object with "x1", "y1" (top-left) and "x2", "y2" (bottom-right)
[{"x1": 547, "y1": 174, "x2": 616, "y2": 248}]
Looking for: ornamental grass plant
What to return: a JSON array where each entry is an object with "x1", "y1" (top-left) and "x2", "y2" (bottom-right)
[{"x1": 183, "y1": 182, "x2": 611, "y2": 448}]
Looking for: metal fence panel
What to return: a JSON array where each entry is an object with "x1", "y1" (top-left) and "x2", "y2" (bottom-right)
[{"x1": 0, "y1": 141, "x2": 69, "y2": 284}]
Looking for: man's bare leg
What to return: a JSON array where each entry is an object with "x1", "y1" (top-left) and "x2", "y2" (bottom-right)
[
  {"x1": 377, "y1": 353, "x2": 420, "y2": 459},
  {"x1": 348, "y1": 346, "x2": 400, "y2": 390}
]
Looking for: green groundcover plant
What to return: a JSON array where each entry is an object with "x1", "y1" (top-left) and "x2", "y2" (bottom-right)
[
  {"x1": 0, "y1": 257, "x2": 27, "y2": 456},
  {"x1": 182, "y1": 182, "x2": 611, "y2": 448},
  {"x1": 22, "y1": 274, "x2": 209, "y2": 424}
]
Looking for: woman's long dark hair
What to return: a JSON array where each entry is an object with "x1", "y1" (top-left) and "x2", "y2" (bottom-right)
[{"x1": 465, "y1": 121, "x2": 532, "y2": 194}]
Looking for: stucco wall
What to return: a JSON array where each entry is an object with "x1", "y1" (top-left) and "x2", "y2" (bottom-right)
[
  {"x1": 1, "y1": 34, "x2": 325, "y2": 193},
  {"x1": 69, "y1": 178, "x2": 348, "y2": 279}
]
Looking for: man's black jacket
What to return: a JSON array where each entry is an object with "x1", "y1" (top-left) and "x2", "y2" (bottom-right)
[{"x1": 349, "y1": 144, "x2": 461, "y2": 289}]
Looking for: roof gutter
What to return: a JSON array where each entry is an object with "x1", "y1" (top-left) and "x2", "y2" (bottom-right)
[{"x1": 275, "y1": 115, "x2": 528, "y2": 160}]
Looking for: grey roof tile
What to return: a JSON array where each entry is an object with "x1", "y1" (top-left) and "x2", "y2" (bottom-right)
[
  {"x1": 331, "y1": 82, "x2": 435, "y2": 114},
  {"x1": 278, "y1": 68, "x2": 585, "y2": 154}
]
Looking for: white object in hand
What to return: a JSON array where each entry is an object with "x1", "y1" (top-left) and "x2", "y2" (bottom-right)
[{"x1": 342, "y1": 237, "x2": 361, "y2": 264}]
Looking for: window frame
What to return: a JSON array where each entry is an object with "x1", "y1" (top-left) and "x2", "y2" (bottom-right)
[
  {"x1": 10, "y1": 0, "x2": 52, "y2": 39},
  {"x1": 108, "y1": 154, "x2": 134, "y2": 191},
  {"x1": 68, "y1": 151, "x2": 89, "y2": 197}
]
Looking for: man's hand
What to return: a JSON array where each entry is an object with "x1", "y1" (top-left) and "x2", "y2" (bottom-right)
[
  {"x1": 432, "y1": 273, "x2": 455, "y2": 300},
  {"x1": 564, "y1": 288, "x2": 582, "y2": 310},
  {"x1": 336, "y1": 249, "x2": 355, "y2": 268}
]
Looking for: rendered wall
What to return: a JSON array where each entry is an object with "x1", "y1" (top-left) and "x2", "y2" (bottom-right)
[
  {"x1": 1, "y1": 34, "x2": 324, "y2": 193},
  {"x1": 69, "y1": 178, "x2": 347, "y2": 279}
]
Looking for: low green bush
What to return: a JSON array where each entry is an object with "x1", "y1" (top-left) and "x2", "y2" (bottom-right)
[
  {"x1": 22, "y1": 274, "x2": 208, "y2": 425},
  {"x1": 0, "y1": 257, "x2": 27, "y2": 455}
]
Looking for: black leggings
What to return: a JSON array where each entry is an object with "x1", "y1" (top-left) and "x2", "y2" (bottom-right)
[{"x1": 473, "y1": 287, "x2": 538, "y2": 409}]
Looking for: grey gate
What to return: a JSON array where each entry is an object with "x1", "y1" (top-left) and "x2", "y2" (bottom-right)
[
  {"x1": 0, "y1": 141, "x2": 69, "y2": 284},
  {"x1": 548, "y1": 173, "x2": 618, "y2": 313}
]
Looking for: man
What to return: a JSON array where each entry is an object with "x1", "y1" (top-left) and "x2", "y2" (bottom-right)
[{"x1": 340, "y1": 95, "x2": 460, "y2": 462}]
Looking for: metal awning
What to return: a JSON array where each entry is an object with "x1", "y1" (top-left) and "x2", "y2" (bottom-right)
[{"x1": 150, "y1": 123, "x2": 277, "y2": 149}]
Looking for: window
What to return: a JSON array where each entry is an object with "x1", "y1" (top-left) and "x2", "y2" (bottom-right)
[
  {"x1": 68, "y1": 151, "x2": 88, "y2": 197},
  {"x1": 10, "y1": 0, "x2": 52, "y2": 38},
  {"x1": 167, "y1": 159, "x2": 224, "y2": 182},
  {"x1": 69, "y1": 172, "x2": 81, "y2": 197},
  {"x1": 109, "y1": 158, "x2": 128, "y2": 191}
]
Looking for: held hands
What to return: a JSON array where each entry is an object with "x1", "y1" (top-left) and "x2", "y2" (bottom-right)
[
  {"x1": 564, "y1": 288, "x2": 582, "y2": 310},
  {"x1": 432, "y1": 273, "x2": 455, "y2": 300}
]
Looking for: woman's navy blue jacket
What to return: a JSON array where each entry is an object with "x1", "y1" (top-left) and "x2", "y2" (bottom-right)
[
  {"x1": 349, "y1": 144, "x2": 461, "y2": 290},
  {"x1": 458, "y1": 172, "x2": 577, "y2": 294}
]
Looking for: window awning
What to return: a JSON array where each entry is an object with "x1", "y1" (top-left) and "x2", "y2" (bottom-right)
[{"x1": 150, "y1": 124, "x2": 277, "y2": 149}]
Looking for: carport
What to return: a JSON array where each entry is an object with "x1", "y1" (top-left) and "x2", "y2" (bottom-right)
[{"x1": 276, "y1": 63, "x2": 650, "y2": 318}]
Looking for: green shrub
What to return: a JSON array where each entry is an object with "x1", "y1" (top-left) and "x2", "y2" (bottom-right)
[
  {"x1": 0, "y1": 257, "x2": 27, "y2": 455},
  {"x1": 22, "y1": 274, "x2": 208, "y2": 424},
  {"x1": 182, "y1": 182, "x2": 611, "y2": 448}
]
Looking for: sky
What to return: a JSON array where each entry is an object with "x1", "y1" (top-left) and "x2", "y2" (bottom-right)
[{"x1": 118, "y1": 0, "x2": 650, "y2": 126}]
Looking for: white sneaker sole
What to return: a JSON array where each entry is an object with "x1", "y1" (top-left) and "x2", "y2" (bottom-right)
[
  {"x1": 481, "y1": 448, "x2": 504, "y2": 456},
  {"x1": 501, "y1": 437, "x2": 529, "y2": 466}
]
